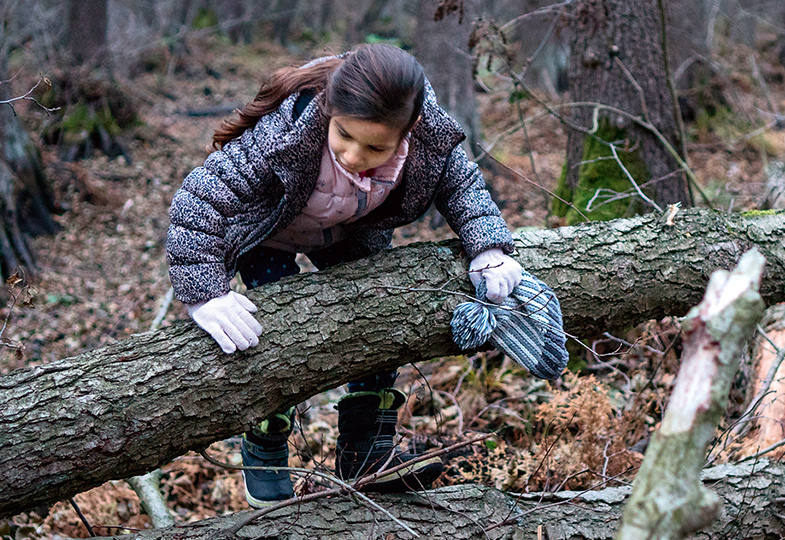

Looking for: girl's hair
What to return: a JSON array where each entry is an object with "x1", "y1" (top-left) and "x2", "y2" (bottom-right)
[{"x1": 212, "y1": 44, "x2": 425, "y2": 149}]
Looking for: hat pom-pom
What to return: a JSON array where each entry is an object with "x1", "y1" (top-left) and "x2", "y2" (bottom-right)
[{"x1": 450, "y1": 302, "x2": 496, "y2": 350}]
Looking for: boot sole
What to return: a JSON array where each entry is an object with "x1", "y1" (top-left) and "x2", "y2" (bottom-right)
[
  {"x1": 242, "y1": 470, "x2": 293, "y2": 509},
  {"x1": 353, "y1": 456, "x2": 444, "y2": 493}
]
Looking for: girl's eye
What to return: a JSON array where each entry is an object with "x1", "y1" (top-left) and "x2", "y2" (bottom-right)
[{"x1": 369, "y1": 146, "x2": 384, "y2": 153}]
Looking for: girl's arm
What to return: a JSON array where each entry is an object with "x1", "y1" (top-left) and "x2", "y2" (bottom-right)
[
  {"x1": 166, "y1": 132, "x2": 276, "y2": 352},
  {"x1": 434, "y1": 144, "x2": 521, "y2": 302},
  {"x1": 433, "y1": 144, "x2": 515, "y2": 258},
  {"x1": 166, "y1": 130, "x2": 277, "y2": 305}
]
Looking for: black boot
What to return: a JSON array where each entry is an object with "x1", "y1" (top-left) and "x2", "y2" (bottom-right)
[
  {"x1": 335, "y1": 388, "x2": 443, "y2": 492},
  {"x1": 241, "y1": 407, "x2": 295, "y2": 507}
]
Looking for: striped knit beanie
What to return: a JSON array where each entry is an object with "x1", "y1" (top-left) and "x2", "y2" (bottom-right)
[{"x1": 450, "y1": 270, "x2": 568, "y2": 380}]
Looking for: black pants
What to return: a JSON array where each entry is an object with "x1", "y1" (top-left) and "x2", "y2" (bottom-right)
[{"x1": 237, "y1": 244, "x2": 398, "y2": 393}]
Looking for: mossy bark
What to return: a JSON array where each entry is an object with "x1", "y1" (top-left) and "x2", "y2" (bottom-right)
[
  {"x1": 557, "y1": 0, "x2": 689, "y2": 220},
  {"x1": 2, "y1": 209, "x2": 785, "y2": 517},
  {"x1": 553, "y1": 119, "x2": 649, "y2": 224},
  {"x1": 40, "y1": 74, "x2": 139, "y2": 161}
]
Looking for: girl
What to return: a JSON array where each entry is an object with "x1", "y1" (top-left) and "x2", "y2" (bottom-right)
[{"x1": 167, "y1": 44, "x2": 523, "y2": 507}]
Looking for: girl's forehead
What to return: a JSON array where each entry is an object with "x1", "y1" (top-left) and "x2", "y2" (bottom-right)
[{"x1": 330, "y1": 116, "x2": 401, "y2": 147}]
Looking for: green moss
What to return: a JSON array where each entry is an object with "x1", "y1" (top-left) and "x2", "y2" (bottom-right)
[
  {"x1": 60, "y1": 102, "x2": 123, "y2": 136},
  {"x1": 192, "y1": 7, "x2": 219, "y2": 30},
  {"x1": 741, "y1": 209, "x2": 782, "y2": 217},
  {"x1": 364, "y1": 34, "x2": 403, "y2": 48},
  {"x1": 561, "y1": 119, "x2": 650, "y2": 225},
  {"x1": 694, "y1": 106, "x2": 739, "y2": 141},
  {"x1": 60, "y1": 103, "x2": 96, "y2": 133},
  {"x1": 565, "y1": 339, "x2": 587, "y2": 373}
]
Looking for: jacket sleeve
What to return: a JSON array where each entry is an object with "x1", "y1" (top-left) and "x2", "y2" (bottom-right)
[
  {"x1": 166, "y1": 128, "x2": 277, "y2": 304},
  {"x1": 434, "y1": 144, "x2": 515, "y2": 259}
]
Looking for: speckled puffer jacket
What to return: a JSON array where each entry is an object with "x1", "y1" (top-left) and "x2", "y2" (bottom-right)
[{"x1": 166, "y1": 80, "x2": 515, "y2": 304}]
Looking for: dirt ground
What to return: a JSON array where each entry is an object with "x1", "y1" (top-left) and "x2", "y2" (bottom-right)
[{"x1": 2, "y1": 34, "x2": 784, "y2": 538}]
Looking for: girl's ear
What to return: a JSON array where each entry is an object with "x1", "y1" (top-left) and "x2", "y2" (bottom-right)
[{"x1": 407, "y1": 115, "x2": 422, "y2": 134}]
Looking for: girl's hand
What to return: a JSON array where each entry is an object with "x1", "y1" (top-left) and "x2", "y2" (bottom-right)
[
  {"x1": 186, "y1": 291, "x2": 263, "y2": 354},
  {"x1": 469, "y1": 248, "x2": 523, "y2": 304}
]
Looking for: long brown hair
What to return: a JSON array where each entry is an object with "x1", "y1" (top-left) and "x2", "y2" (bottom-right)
[{"x1": 212, "y1": 44, "x2": 425, "y2": 149}]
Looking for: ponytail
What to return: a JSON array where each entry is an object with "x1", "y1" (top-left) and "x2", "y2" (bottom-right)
[{"x1": 212, "y1": 57, "x2": 342, "y2": 149}]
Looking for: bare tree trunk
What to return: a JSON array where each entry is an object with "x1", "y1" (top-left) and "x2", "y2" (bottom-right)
[
  {"x1": 0, "y1": 32, "x2": 57, "y2": 280},
  {"x1": 222, "y1": 0, "x2": 252, "y2": 44},
  {"x1": 93, "y1": 462, "x2": 785, "y2": 539},
  {"x1": 414, "y1": 2, "x2": 480, "y2": 156},
  {"x1": 272, "y1": 0, "x2": 299, "y2": 47},
  {"x1": 2, "y1": 209, "x2": 785, "y2": 517},
  {"x1": 66, "y1": 0, "x2": 108, "y2": 66},
  {"x1": 729, "y1": 0, "x2": 757, "y2": 47},
  {"x1": 557, "y1": 0, "x2": 689, "y2": 224}
]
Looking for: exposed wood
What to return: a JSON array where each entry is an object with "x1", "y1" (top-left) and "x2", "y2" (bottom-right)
[
  {"x1": 736, "y1": 303, "x2": 785, "y2": 459},
  {"x1": 617, "y1": 250, "x2": 765, "y2": 538},
  {"x1": 93, "y1": 461, "x2": 785, "y2": 539},
  {"x1": 2, "y1": 209, "x2": 785, "y2": 517}
]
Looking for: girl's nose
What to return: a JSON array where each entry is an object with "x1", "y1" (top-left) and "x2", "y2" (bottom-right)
[{"x1": 343, "y1": 149, "x2": 362, "y2": 169}]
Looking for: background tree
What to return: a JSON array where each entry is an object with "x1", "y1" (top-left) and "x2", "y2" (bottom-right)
[
  {"x1": 66, "y1": 0, "x2": 108, "y2": 66},
  {"x1": 0, "y1": 22, "x2": 57, "y2": 281},
  {"x1": 414, "y1": 1, "x2": 480, "y2": 155},
  {"x1": 553, "y1": 0, "x2": 691, "y2": 224}
]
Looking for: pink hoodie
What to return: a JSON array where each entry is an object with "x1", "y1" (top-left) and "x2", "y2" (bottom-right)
[{"x1": 262, "y1": 134, "x2": 410, "y2": 252}]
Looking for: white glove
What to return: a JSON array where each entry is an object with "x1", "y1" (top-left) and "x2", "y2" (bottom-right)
[
  {"x1": 186, "y1": 291, "x2": 263, "y2": 354},
  {"x1": 469, "y1": 248, "x2": 523, "y2": 304}
]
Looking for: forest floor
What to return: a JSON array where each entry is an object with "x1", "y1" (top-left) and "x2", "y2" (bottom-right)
[{"x1": 2, "y1": 35, "x2": 785, "y2": 538}]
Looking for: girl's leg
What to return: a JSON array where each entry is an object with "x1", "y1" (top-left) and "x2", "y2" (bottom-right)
[
  {"x1": 236, "y1": 245, "x2": 299, "y2": 507},
  {"x1": 308, "y1": 246, "x2": 443, "y2": 491}
]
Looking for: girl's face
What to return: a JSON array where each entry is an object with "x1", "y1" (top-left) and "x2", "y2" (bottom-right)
[{"x1": 327, "y1": 116, "x2": 402, "y2": 174}]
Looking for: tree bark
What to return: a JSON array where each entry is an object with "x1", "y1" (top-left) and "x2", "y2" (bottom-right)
[
  {"x1": 92, "y1": 461, "x2": 785, "y2": 539},
  {"x1": 2, "y1": 208, "x2": 785, "y2": 516},
  {"x1": 0, "y1": 32, "x2": 57, "y2": 280},
  {"x1": 559, "y1": 0, "x2": 689, "y2": 222},
  {"x1": 414, "y1": 1, "x2": 481, "y2": 155},
  {"x1": 66, "y1": 0, "x2": 108, "y2": 66}
]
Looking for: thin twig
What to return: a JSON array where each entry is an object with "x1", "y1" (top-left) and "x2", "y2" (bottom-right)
[
  {"x1": 0, "y1": 77, "x2": 60, "y2": 114},
  {"x1": 487, "y1": 466, "x2": 635, "y2": 531},
  {"x1": 476, "y1": 148, "x2": 591, "y2": 222},
  {"x1": 729, "y1": 325, "x2": 785, "y2": 440},
  {"x1": 69, "y1": 498, "x2": 96, "y2": 537},
  {"x1": 150, "y1": 287, "x2": 174, "y2": 332},
  {"x1": 609, "y1": 143, "x2": 663, "y2": 212},
  {"x1": 499, "y1": 0, "x2": 573, "y2": 33},
  {"x1": 0, "y1": 271, "x2": 23, "y2": 346},
  {"x1": 613, "y1": 56, "x2": 649, "y2": 122}
]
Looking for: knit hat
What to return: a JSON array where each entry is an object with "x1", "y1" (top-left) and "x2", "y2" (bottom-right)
[{"x1": 450, "y1": 270, "x2": 568, "y2": 379}]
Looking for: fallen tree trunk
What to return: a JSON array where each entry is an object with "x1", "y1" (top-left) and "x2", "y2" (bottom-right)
[
  {"x1": 94, "y1": 461, "x2": 785, "y2": 539},
  {"x1": 2, "y1": 208, "x2": 785, "y2": 517}
]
